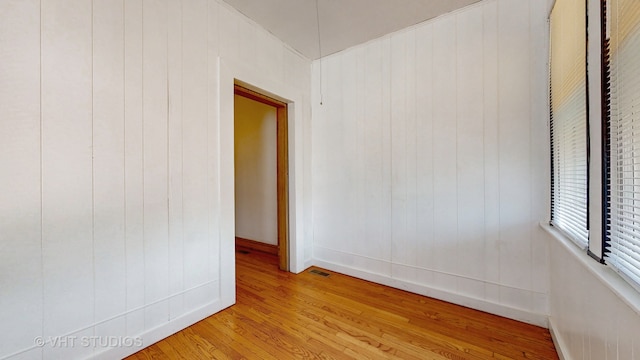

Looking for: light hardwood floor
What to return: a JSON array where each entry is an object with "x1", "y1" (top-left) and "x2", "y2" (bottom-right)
[{"x1": 127, "y1": 249, "x2": 558, "y2": 359}]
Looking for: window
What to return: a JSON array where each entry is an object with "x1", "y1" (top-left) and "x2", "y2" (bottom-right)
[
  {"x1": 549, "y1": 0, "x2": 589, "y2": 248},
  {"x1": 603, "y1": 0, "x2": 640, "y2": 290}
]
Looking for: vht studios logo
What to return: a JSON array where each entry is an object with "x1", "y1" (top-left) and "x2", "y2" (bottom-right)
[{"x1": 34, "y1": 335, "x2": 143, "y2": 348}]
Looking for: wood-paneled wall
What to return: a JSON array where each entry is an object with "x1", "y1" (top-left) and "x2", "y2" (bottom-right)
[
  {"x1": 0, "y1": 1, "x2": 311, "y2": 359},
  {"x1": 311, "y1": 0, "x2": 551, "y2": 325},
  {"x1": 547, "y1": 228, "x2": 640, "y2": 359}
]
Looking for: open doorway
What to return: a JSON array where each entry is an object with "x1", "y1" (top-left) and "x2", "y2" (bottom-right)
[{"x1": 234, "y1": 84, "x2": 289, "y2": 271}]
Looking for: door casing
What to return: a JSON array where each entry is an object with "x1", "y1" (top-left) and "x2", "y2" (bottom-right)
[{"x1": 234, "y1": 84, "x2": 289, "y2": 271}]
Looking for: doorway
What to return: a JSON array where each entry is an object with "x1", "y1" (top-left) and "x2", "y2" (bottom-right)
[{"x1": 234, "y1": 84, "x2": 289, "y2": 271}]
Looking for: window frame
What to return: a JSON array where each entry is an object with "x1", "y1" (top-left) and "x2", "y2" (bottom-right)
[{"x1": 549, "y1": 0, "x2": 591, "y2": 250}]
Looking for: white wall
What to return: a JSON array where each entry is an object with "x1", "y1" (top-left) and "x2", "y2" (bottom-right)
[
  {"x1": 311, "y1": 0, "x2": 551, "y2": 326},
  {"x1": 234, "y1": 95, "x2": 278, "y2": 245},
  {"x1": 0, "y1": 0, "x2": 311, "y2": 359},
  {"x1": 547, "y1": 227, "x2": 640, "y2": 360}
]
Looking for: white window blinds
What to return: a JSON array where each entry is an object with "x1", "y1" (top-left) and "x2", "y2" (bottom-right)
[
  {"x1": 550, "y1": 0, "x2": 589, "y2": 247},
  {"x1": 605, "y1": 0, "x2": 640, "y2": 290}
]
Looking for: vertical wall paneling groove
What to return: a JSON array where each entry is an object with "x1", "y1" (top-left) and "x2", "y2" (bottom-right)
[
  {"x1": 381, "y1": 36, "x2": 393, "y2": 274},
  {"x1": 310, "y1": 60, "x2": 320, "y2": 255},
  {"x1": 93, "y1": 0, "x2": 127, "y2": 339},
  {"x1": 310, "y1": 62, "x2": 321, "y2": 261},
  {"x1": 415, "y1": 23, "x2": 435, "y2": 286},
  {"x1": 363, "y1": 40, "x2": 386, "y2": 265},
  {"x1": 91, "y1": 0, "x2": 96, "y2": 346},
  {"x1": 497, "y1": 0, "x2": 532, "y2": 309},
  {"x1": 207, "y1": 0, "x2": 215, "y2": 286},
  {"x1": 456, "y1": 4, "x2": 485, "y2": 300},
  {"x1": 354, "y1": 47, "x2": 365, "y2": 261},
  {"x1": 432, "y1": 14, "x2": 459, "y2": 290},
  {"x1": 482, "y1": 0, "x2": 501, "y2": 305},
  {"x1": 311, "y1": 0, "x2": 551, "y2": 324},
  {"x1": 405, "y1": 29, "x2": 418, "y2": 273},
  {"x1": 207, "y1": 0, "x2": 220, "y2": 287},
  {"x1": 167, "y1": 0, "x2": 184, "y2": 320},
  {"x1": 390, "y1": 31, "x2": 407, "y2": 270},
  {"x1": 0, "y1": 0, "x2": 43, "y2": 358},
  {"x1": 39, "y1": 0, "x2": 45, "y2": 356},
  {"x1": 342, "y1": 50, "x2": 357, "y2": 258},
  {"x1": 331, "y1": 53, "x2": 344, "y2": 255},
  {"x1": 124, "y1": 0, "x2": 146, "y2": 338},
  {"x1": 303, "y1": 92, "x2": 314, "y2": 267}
]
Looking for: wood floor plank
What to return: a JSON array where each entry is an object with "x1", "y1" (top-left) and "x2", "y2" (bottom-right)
[{"x1": 127, "y1": 250, "x2": 558, "y2": 359}]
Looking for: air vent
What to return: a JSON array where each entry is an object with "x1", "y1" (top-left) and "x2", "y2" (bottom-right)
[{"x1": 309, "y1": 269, "x2": 330, "y2": 277}]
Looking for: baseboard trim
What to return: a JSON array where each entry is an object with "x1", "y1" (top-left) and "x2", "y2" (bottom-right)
[
  {"x1": 303, "y1": 259, "x2": 314, "y2": 272},
  {"x1": 93, "y1": 298, "x2": 231, "y2": 360},
  {"x1": 548, "y1": 317, "x2": 571, "y2": 360},
  {"x1": 235, "y1": 237, "x2": 278, "y2": 255},
  {"x1": 313, "y1": 258, "x2": 549, "y2": 328}
]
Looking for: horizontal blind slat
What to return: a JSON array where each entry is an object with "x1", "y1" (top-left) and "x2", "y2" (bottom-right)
[
  {"x1": 550, "y1": 0, "x2": 589, "y2": 248},
  {"x1": 605, "y1": 0, "x2": 640, "y2": 291}
]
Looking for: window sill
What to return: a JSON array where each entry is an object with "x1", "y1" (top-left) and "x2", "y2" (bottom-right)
[{"x1": 540, "y1": 221, "x2": 640, "y2": 317}]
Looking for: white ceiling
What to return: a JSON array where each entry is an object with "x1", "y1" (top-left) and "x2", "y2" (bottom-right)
[{"x1": 222, "y1": 0, "x2": 483, "y2": 60}]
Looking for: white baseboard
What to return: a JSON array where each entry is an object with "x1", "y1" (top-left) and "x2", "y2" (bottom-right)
[
  {"x1": 548, "y1": 317, "x2": 570, "y2": 360},
  {"x1": 93, "y1": 299, "x2": 232, "y2": 360},
  {"x1": 313, "y1": 259, "x2": 549, "y2": 328},
  {"x1": 303, "y1": 259, "x2": 314, "y2": 272}
]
